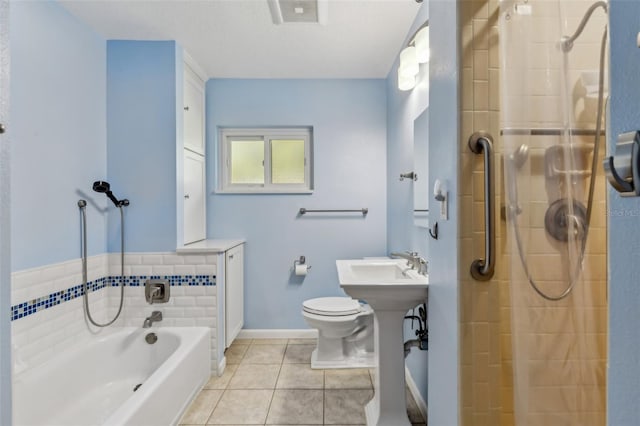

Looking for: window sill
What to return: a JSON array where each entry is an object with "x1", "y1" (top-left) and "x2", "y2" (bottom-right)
[{"x1": 216, "y1": 189, "x2": 314, "y2": 195}]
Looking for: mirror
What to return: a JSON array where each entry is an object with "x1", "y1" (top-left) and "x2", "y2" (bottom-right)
[{"x1": 413, "y1": 107, "x2": 429, "y2": 228}]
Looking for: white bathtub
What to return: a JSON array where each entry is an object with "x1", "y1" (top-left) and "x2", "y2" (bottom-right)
[{"x1": 13, "y1": 327, "x2": 210, "y2": 426}]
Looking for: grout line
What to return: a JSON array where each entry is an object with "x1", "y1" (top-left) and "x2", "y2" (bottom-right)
[
  {"x1": 203, "y1": 365, "x2": 235, "y2": 425},
  {"x1": 262, "y1": 351, "x2": 284, "y2": 424},
  {"x1": 322, "y1": 370, "x2": 326, "y2": 425},
  {"x1": 202, "y1": 388, "x2": 223, "y2": 426}
]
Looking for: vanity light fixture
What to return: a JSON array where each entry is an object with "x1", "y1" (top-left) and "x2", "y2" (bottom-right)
[
  {"x1": 414, "y1": 26, "x2": 430, "y2": 63},
  {"x1": 399, "y1": 46, "x2": 419, "y2": 78},
  {"x1": 398, "y1": 69, "x2": 416, "y2": 91},
  {"x1": 398, "y1": 21, "x2": 429, "y2": 91}
]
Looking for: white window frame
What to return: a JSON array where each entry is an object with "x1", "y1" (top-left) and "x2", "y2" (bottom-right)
[{"x1": 218, "y1": 127, "x2": 313, "y2": 194}]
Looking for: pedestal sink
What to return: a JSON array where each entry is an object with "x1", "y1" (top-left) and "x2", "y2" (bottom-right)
[{"x1": 336, "y1": 259, "x2": 428, "y2": 426}]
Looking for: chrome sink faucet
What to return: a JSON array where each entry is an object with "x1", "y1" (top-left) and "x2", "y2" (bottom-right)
[
  {"x1": 143, "y1": 311, "x2": 162, "y2": 328},
  {"x1": 390, "y1": 251, "x2": 418, "y2": 263},
  {"x1": 390, "y1": 251, "x2": 428, "y2": 276}
]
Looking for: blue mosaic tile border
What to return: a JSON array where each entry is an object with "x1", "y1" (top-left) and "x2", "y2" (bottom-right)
[{"x1": 11, "y1": 275, "x2": 216, "y2": 321}]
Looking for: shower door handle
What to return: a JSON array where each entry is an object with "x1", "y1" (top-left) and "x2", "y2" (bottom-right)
[{"x1": 468, "y1": 132, "x2": 496, "y2": 281}]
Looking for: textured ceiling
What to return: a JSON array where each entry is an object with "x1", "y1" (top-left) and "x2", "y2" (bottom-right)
[{"x1": 60, "y1": 0, "x2": 421, "y2": 79}]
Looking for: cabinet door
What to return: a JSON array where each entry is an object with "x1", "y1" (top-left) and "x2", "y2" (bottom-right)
[
  {"x1": 183, "y1": 64, "x2": 204, "y2": 154},
  {"x1": 183, "y1": 151, "x2": 206, "y2": 244},
  {"x1": 225, "y1": 244, "x2": 244, "y2": 347}
]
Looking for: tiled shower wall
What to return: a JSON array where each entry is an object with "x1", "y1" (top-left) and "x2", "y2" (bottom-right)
[
  {"x1": 459, "y1": 1, "x2": 607, "y2": 425},
  {"x1": 11, "y1": 252, "x2": 218, "y2": 374},
  {"x1": 459, "y1": 1, "x2": 504, "y2": 424}
]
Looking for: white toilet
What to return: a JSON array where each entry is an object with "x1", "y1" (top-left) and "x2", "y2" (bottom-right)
[{"x1": 302, "y1": 296, "x2": 375, "y2": 369}]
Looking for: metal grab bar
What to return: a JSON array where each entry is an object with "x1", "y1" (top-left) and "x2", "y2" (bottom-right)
[
  {"x1": 299, "y1": 208, "x2": 368, "y2": 215},
  {"x1": 468, "y1": 132, "x2": 495, "y2": 281},
  {"x1": 501, "y1": 127, "x2": 605, "y2": 136}
]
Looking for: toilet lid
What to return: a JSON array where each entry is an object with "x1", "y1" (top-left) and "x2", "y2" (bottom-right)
[{"x1": 303, "y1": 297, "x2": 361, "y2": 316}]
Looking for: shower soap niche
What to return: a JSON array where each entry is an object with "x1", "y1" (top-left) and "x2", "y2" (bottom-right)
[{"x1": 581, "y1": 70, "x2": 607, "y2": 99}]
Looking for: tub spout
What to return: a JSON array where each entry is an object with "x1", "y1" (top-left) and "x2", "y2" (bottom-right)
[{"x1": 143, "y1": 311, "x2": 162, "y2": 328}]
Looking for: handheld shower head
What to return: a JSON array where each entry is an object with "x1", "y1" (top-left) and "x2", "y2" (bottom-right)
[
  {"x1": 92, "y1": 181, "x2": 111, "y2": 193},
  {"x1": 92, "y1": 181, "x2": 129, "y2": 207},
  {"x1": 509, "y1": 144, "x2": 529, "y2": 170},
  {"x1": 507, "y1": 144, "x2": 529, "y2": 217}
]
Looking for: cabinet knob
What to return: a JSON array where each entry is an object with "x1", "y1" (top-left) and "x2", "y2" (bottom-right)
[
  {"x1": 0, "y1": 123, "x2": 5, "y2": 134},
  {"x1": 184, "y1": 194, "x2": 190, "y2": 199},
  {"x1": 184, "y1": 106, "x2": 190, "y2": 111}
]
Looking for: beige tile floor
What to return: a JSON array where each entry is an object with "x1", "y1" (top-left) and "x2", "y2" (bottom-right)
[{"x1": 180, "y1": 338, "x2": 427, "y2": 425}]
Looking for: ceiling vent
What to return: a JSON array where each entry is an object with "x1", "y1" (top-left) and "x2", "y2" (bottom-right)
[{"x1": 267, "y1": 0, "x2": 327, "y2": 25}]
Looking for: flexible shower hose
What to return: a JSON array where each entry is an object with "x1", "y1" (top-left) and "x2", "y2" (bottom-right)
[
  {"x1": 511, "y1": 27, "x2": 607, "y2": 301},
  {"x1": 79, "y1": 201, "x2": 125, "y2": 327}
]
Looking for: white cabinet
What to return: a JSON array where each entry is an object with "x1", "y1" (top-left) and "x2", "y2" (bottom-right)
[
  {"x1": 183, "y1": 151, "x2": 206, "y2": 244},
  {"x1": 181, "y1": 57, "x2": 206, "y2": 245},
  {"x1": 225, "y1": 244, "x2": 244, "y2": 347},
  {"x1": 183, "y1": 63, "x2": 205, "y2": 155}
]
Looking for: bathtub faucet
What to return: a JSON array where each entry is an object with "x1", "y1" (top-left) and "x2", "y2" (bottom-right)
[
  {"x1": 148, "y1": 286, "x2": 161, "y2": 304},
  {"x1": 143, "y1": 311, "x2": 163, "y2": 328}
]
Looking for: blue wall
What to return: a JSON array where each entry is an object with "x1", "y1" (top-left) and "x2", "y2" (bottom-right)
[
  {"x1": 106, "y1": 41, "x2": 181, "y2": 253},
  {"x1": 207, "y1": 79, "x2": 388, "y2": 329},
  {"x1": 607, "y1": 1, "x2": 640, "y2": 424},
  {"x1": 10, "y1": 0, "x2": 107, "y2": 272},
  {"x1": 385, "y1": 2, "x2": 431, "y2": 410},
  {"x1": 385, "y1": 3, "x2": 460, "y2": 423},
  {"x1": 1, "y1": 1, "x2": 11, "y2": 423},
  {"x1": 424, "y1": 2, "x2": 460, "y2": 420}
]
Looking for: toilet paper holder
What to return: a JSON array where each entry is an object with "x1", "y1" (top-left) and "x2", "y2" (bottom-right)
[{"x1": 294, "y1": 256, "x2": 312, "y2": 272}]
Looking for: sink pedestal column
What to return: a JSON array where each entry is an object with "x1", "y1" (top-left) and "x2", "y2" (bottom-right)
[
  {"x1": 365, "y1": 308, "x2": 411, "y2": 426},
  {"x1": 336, "y1": 259, "x2": 428, "y2": 426}
]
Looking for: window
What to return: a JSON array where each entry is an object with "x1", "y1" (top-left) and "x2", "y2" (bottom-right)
[{"x1": 218, "y1": 128, "x2": 313, "y2": 193}]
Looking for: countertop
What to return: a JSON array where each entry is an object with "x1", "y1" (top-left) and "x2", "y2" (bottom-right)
[{"x1": 176, "y1": 239, "x2": 245, "y2": 254}]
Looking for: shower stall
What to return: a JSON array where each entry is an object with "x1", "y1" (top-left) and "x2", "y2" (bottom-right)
[{"x1": 460, "y1": 0, "x2": 608, "y2": 425}]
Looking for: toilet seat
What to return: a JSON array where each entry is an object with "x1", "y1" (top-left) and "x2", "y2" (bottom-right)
[{"x1": 303, "y1": 297, "x2": 361, "y2": 316}]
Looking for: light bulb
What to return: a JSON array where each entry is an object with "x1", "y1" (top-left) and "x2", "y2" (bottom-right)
[
  {"x1": 398, "y1": 68, "x2": 416, "y2": 91},
  {"x1": 399, "y1": 46, "x2": 419, "y2": 78},
  {"x1": 415, "y1": 27, "x2": 430, "y2": 64}
]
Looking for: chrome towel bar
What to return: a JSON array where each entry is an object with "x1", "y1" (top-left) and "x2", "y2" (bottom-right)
[
  {"x1": 468, "y1": 132, "x2": 496, "y2": 281},
  {"x1": 299, "y1": 208, "x2": 368, "y2": 215}
]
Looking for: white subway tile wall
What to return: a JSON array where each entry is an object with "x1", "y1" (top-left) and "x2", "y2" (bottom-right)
[
  {"x1": 107, "y1": 253, "x2": 218, "y2": 370},
  {"x1": 11, "y1": 252, "x2": 219, "y2": 373}
]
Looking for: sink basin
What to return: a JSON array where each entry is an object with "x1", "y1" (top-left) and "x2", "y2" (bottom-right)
[
  {"x1": 336, "y1": 259, "x2": 428, "y2": 310},
  {"x1": 336, "y1": 258, "x2": 428, "y2": 426},
  {"x1": 337, "y1": 259, "x2": 425, "y2": 283}
]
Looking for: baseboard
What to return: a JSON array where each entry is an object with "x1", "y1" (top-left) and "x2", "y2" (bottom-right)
[
  {"x1": 405, "y1": 366, "x2": 428, "y2": 423},
  {"x1": 237, "y1": 329, "x2": 318, "y2": 339}
]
